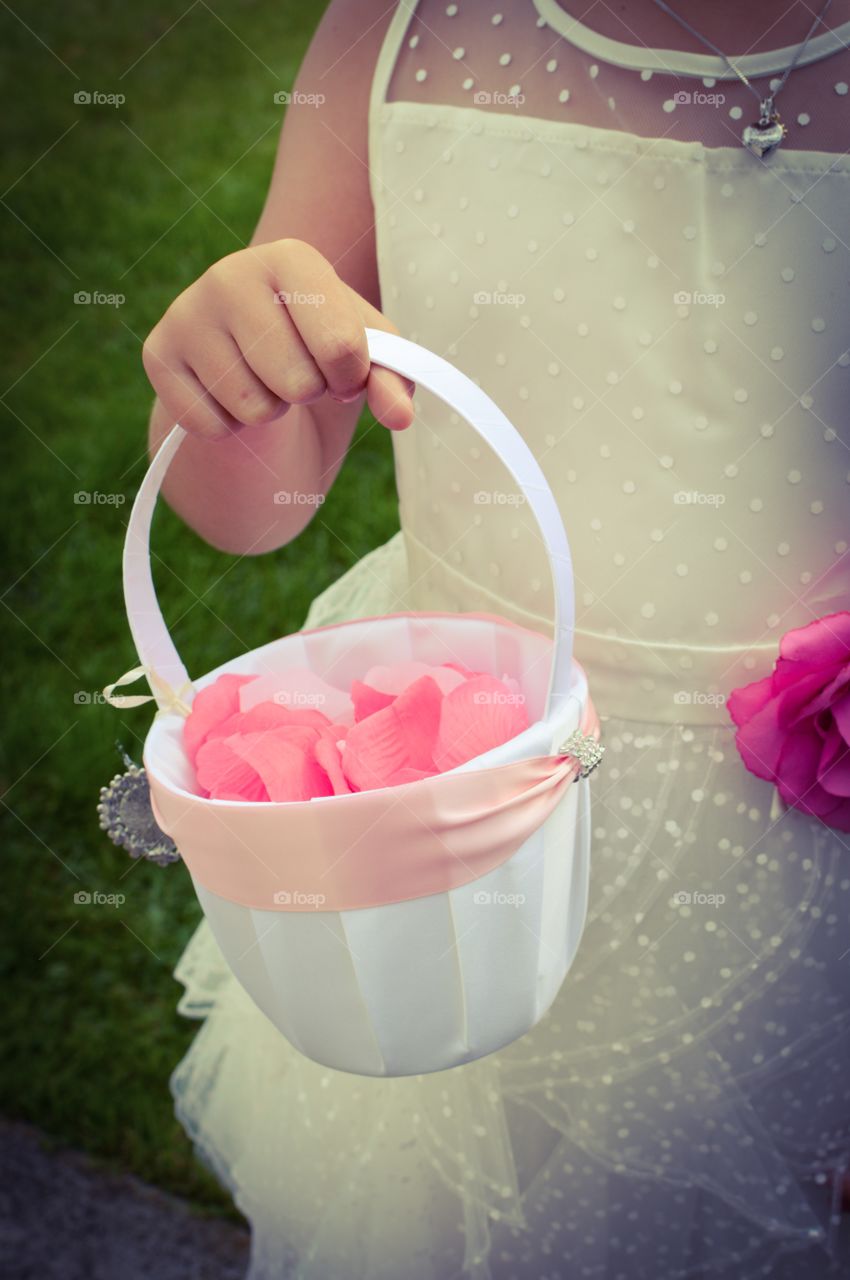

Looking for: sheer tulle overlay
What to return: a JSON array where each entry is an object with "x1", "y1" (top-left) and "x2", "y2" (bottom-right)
[
  {"x1": 171, "y1": 541, "x2": 850, "y2": 1280},
  {"x1": 170, "y1": 1, "x2": 850, "y2": 1275}
]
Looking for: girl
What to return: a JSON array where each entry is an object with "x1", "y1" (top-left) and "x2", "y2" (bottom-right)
[{"x1": 143, "y1": 1, "x2": 850, "y2": 1276}]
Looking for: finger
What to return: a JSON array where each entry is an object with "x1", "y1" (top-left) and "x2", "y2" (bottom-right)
[
  {"x1": 188, "y1": 331, "x2": 287, "y2": 428},
  {"x1": 367, "y1": 365, "x2": 415, "y2": 431},
  {"x1": 350, "y1": 290, "x2": 416, "y2": 428},
  {"x1": 229, "y1": 294, "x2": 328, "y2": 407},
  {"x1": 270, "y1": 250, "x2": 370, "y2": 400},
  {"x1": 152, "y1": 361, "x2": 246, "y2": 440}
]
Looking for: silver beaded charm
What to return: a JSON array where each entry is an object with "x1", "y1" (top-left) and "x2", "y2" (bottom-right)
[{"x1": 97, "y1": 751, "x2": 180, "y2": 866}]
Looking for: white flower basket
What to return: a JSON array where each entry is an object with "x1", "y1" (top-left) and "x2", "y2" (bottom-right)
[{"x1": 118, "y1": 330, "x2": 602, "y2": 1077}]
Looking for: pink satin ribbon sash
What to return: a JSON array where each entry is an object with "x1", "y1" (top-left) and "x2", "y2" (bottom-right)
[{"x1": 149, "y1": 697, "x2": 599, "y2": 912}]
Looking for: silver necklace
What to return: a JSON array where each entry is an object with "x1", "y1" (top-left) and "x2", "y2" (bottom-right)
[{"x1": 653, "y1": 0, "x2": 833, "y2": 157}]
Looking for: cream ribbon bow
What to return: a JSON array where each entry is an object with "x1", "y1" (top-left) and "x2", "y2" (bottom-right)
[{"x1": 103, "y1": 664, "x2": 195, "y2": 717}]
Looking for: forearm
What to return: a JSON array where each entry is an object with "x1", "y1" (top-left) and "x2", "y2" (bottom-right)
[
  {"x1": 140, "y1": 0, "x2": 413, "y2": 556},
  {"x1": 147, "y1": 393, "x2": 360, "y2": 556}
]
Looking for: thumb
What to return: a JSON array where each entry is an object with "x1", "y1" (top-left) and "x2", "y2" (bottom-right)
[{"x1": 350, "y1": 292, "x2": 416, "y2": 432}]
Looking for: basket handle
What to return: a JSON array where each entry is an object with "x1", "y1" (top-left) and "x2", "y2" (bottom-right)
[{"x1": 122, "y1": 329, "x2": 576, "y2": 716}]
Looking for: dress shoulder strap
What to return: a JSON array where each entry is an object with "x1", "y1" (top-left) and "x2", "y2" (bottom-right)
[
  {"x1": 368, "y1": 2, "x2": 419, "y2": 208},
  {"x1": 370, "y1": 1, "x2": 419, "y2": 118}
]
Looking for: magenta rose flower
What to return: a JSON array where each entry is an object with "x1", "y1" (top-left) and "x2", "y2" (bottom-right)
[{"x1": 727, "y1": 611, "x2": 850, "y2": 832}]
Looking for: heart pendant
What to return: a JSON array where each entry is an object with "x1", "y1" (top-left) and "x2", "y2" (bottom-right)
[{"x1": 741, "y1": 116, "x2": 787, "y2": 158}]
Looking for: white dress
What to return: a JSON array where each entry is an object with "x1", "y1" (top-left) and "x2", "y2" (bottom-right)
[{"x1": 169, "y1": 3, "x2": 850, "y2": 1276}]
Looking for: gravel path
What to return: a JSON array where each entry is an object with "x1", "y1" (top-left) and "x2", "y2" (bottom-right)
[{"x1": 0, "y1": 1121, "x2": 251, "y2": 1280}]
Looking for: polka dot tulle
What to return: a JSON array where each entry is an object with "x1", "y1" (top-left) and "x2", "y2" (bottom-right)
[
  {"x1": 170, "y1": 3, "x2": 850, "y2": 1277},
  {"x1": 173, "y1": 696, "x2": 850, "y2": 1277},
  {"x1": 385, "y1": 0, "x2": 850, "y2": 151}
]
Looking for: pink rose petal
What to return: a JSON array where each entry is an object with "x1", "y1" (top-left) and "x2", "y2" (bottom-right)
[
  {"x1": 381, "y1": 766, "x2": 436, "y2": 787},
  {"x1": 442, "y1": 662, "x2": 485, "y2": 679},
  {"x1": 184, "y1": 674, "x2": 257, "y2": 767},
  {"x1": 431, "y1": 666, "x2": 470, "y2": 695},
  {"x1": 314, "y1": 726, "x2": 352, "y2": 796},
  {"x1": 362, "y1": 662, "x2": 467, "y2": 697},
  {"x1": 206, "y1": 702, "x2": 332, "y2": 747},
  {"x1": 434, "y1": 674, "x2": 529, "y2": 772},
  {"x1": 350, "y1": 680, "x2": 397, "y2": 723},
  {"x1": 230, "y1": 730, "x2": 334, "y2": 802},
  {"x1": 351, "y1": 663, "x2": 466, "y2": 722},
  {"x1": 727, "y1": 674, "x2": 774, "y2": 728},
  {"x1": 832, "y1": 690, "x2": 850, "y2": 745},
  {"x1": 818, "y1": 722, "x2": 850, "y2": 797},
  {"x1": 732, "y1": 698, "x2": 784, "y2": 781},
  {"x1": 238, "y1": 667, "x2": 353, "y2": 722},
  {"x1": 733, "y1": 670, "x2": 834, "y2": 782},
  {"x1": 390, "y1": 677, "x2": 443, "y2": 768},
  {"x1": 786, "y1": 663, "x2": 850, "y2": 729},
  {"x1": 772, "y1": 670, "x2": 840, "y2": 731},
  {"x1": 237, "y1": 703, "x2": 331, "y2": 732},
  {"x1": 729, "y1": 611, "x2": 850, "y2": 832},
  {"x1": 195, "y1": 735, "x2": 270, "y2": 802},
  {"x1": 823, "y1": 796, "x2": 850, "y2": 832},
  {"x1": 779, "y1": 611, "x2": 850, "y2": 668},
  {"x1": 773, "y1": 729, "x2": 825, "y2": 811},
  {"x1": 342, "y1": 675, "x2": 443, "y2": 791}
]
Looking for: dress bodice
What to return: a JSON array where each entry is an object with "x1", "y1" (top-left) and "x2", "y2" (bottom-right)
[{"x1": 368, "y1": 0, "x2": 850, "y2": 722}]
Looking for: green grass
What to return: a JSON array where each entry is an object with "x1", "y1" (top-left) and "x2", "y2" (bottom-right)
[{"x1": 0, "y1": 0, "x2": 398, "y2": 1213}]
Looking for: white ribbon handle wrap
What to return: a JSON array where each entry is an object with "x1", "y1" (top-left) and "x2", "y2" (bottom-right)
[{"x1": 117, "y1": 329, "x2": 577, "y2": 718}]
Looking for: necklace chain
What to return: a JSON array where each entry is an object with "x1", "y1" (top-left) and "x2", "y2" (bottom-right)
[
  {"x1": 652, "y1": 0, "x2": 833, "y2": 152},
  {"x1": 653, "y1": 0, "x2": 832, "y2": 112}
]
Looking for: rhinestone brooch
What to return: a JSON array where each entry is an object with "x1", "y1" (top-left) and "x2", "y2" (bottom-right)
[{"x1": 557, "y1": 729, "x2": 605, "y2": 779}]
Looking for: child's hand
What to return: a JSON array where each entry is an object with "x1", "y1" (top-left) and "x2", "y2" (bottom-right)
[{"x1": 142, "y1": 238, "x2": 415, "y2": 439}]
